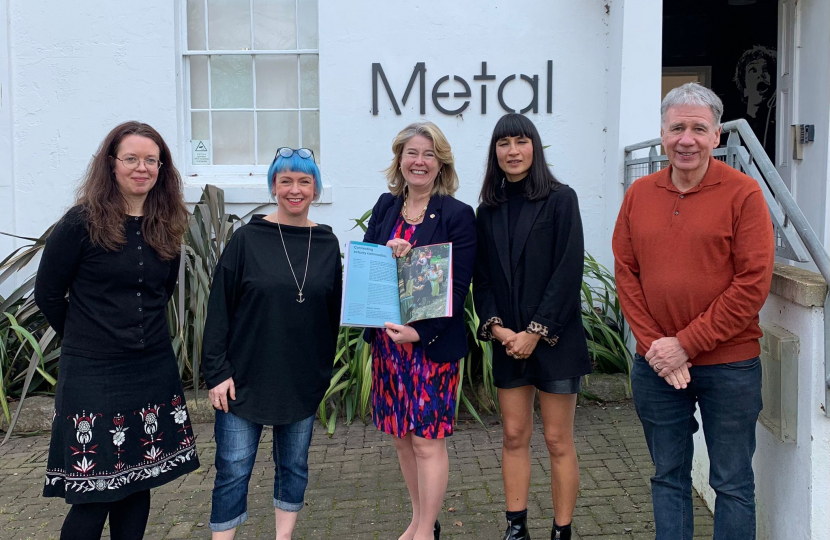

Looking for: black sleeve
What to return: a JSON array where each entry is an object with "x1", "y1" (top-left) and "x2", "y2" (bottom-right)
[
  {"x1": 472, "y1": 208, "x2": 502, "y2": 341},
  {"x1": 34, "y1": 212, "x2": 85, "y2": 337},
  {"x1": 363, "y1": 194, "x2": 387, "y2": 244},
  {"x1": 164, "y1": 251, "x2": 182, "y2": 300},
  {"x1": 529, "y1": 188, "x2": 584, "y2": 341},
  {"x1": 200, "y1": 237, "x2": 241, "y2": 388},
  {"x1": 410, "y1": 203, "x2": 477, "y2": 346},
  {"x1": 329, "y1": 252, "x2": 343, "y2": 350}
]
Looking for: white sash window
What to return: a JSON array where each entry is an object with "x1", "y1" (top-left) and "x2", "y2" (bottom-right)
[{"x1": 183, "y1": 0, "x2": 319, "y2": 173}]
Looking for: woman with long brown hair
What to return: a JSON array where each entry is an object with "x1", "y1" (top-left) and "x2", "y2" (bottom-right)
[{"x1": 35, "y1": 121, "x2": 198, "y2": 540}]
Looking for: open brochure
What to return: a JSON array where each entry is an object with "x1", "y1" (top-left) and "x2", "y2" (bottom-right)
[{"x1": 340, "y1": 241, "x2": 453, "y2": 328}]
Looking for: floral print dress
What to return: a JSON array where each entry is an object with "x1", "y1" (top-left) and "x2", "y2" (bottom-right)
[{"x1": 371, "y1": 215, "x2": 460, "y2": 439}]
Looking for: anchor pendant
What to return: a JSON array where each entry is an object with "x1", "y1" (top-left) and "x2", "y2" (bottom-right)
[{"x1": 297, "y1": 291, "x2": 305, "y2": 303}]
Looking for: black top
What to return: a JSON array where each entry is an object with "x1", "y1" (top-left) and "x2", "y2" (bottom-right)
[
  {"x1": 362, "y1": 193, "x2": 476, "y2": 363},
  {"x1": 35, "y1": 206, "x2": 180, "y2": 359},
  {"x1": 474, "y1": 185, "x2": 592, "y2": 381},
  {"x1": 505, "y1": 177, "x2": 527, "y2": 249},
  {"x1": 201, "y1": 216, "x2": 342, "y2": 425}
]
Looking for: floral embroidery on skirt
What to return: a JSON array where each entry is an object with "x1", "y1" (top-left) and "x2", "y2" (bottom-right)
[{"x1": 44, "y1": 350, "x2": 199, "y2": 503}]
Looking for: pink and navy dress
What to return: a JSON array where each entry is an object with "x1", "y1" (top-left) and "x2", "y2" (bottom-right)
[{"x1": 371, "y1": 215, "x2": 460, "y2": 439}]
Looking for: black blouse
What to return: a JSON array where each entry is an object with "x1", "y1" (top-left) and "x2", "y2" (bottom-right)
[
  {"x1": 201, "y1": 216, "x2": 342, "y2": 426},
  {"x1": 34, "y1": 206, "x2": 179, "y2": 359}
]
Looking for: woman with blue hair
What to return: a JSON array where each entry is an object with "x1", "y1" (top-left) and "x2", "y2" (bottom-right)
[{"x1": 202, "y1": 148, "x2": 342, "y2": 540}]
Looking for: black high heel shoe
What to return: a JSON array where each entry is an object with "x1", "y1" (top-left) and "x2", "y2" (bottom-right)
[
  {"x1": 503, "y1": 514, "x2": 530, "y2": 540},
  {"x1": 434, "y1": 520, "x2": 441, "y2": 539}
]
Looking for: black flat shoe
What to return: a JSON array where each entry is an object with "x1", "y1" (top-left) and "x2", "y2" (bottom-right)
[
  {"x1": 434, "y1": 520, "x2": 441, "y2": 539},
  {"x1": 503, "y1": 514, "x2": 530, "y2": 540}
]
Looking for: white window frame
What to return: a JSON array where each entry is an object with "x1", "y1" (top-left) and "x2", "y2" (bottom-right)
[{"x1": 179, "y1": 0, "x2": 319, "y2": 177}]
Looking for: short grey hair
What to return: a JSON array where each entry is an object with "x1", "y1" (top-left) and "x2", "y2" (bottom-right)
[{"x1": 661, "y1": 83, "x2": 724, "y2": 127}]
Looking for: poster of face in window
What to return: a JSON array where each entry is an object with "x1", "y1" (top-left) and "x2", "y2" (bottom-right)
[{"x1": 734, "y1": 45, "x2": 776, "y2": 160}]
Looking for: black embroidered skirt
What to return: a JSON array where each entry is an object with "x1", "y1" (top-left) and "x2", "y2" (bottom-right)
[{"x1": 44, "y1": 347, "x2": 200, "y2": 504}]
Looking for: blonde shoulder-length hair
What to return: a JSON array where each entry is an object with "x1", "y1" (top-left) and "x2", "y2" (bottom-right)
[{"x1": 383, "y1": 122, "x2": 460, "y2": 197}]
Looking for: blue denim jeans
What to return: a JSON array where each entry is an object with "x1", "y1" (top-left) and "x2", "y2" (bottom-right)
[
  {"x1": 631, "y1": 354, "x2": 762, "y2": 540},
  {"x1": 209, "y1": 411, "x2": 315, "y2": 532}
]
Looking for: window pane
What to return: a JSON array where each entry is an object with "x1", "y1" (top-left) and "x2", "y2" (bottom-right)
[
  {"x1": 253, "y1": 0, "x2": 296, "y2": 50},
  {"x1": 213, "y1": 112, "x2": 254, "y2": 164},
  {"x1": 299, "y1": 55, "x2": 318, "y2": 108},
  {"x1": 257, "y1": 111, "x2": 299, "y2": 164},
  {"x1": 301, "y1": 110, "x2": 320, "y2": 161},
  {"x1": 256, "y1": 55, "x2": 298, "y2": 108},
  {"x1": 208, "y1": 0, "x2": 251, "y2": 50},
  {"x1": 190, "y1": 56, "x2": 209, "y2": 109},
  {"x1": 187, "y1": 0, "x2": 206, "y2": 50},
  {"x1": 297, "y1": 0, "x2": 318, "y2": 49},
  {"x1": 191, "y1": 111, "x2": 210, "y2": 141},
  {"x1": 211, "y1": 55, "x2": 253, "y2": 109}
]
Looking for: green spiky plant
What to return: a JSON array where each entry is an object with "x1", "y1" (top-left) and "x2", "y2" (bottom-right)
[{"x1": 0, "y1": 188, "x2": 631, "y2": 441}]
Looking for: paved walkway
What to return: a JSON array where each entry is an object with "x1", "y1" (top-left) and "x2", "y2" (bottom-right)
[{"x1": 0, "y1": 401, "x2": 713, "y2": 539}]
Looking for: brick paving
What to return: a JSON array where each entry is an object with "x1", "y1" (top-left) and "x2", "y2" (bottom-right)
[{"x1": 0, "y1": 401, "x2": 713, "y2": 539}]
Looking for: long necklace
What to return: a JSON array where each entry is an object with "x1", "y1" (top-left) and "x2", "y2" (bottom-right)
[
  {"x1": 276, "y1": 218, "x2": 312, "y2": 303},
  {"x1": 402, "y1": 194, "x2": 429, "y2": 223}
]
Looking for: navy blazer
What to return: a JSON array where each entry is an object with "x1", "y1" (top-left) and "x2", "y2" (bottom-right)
[{"x1": 362, "y1": 192, "x2": 476, "y2": 363}]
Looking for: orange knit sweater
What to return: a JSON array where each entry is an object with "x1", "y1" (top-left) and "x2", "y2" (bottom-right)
[{"x1": 612, "y1": 158, "x2": 775, "y2": 365}]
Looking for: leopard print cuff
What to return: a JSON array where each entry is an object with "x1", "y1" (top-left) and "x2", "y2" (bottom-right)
[
  {"x1": 480, "y1": 317, "x2": 504, "y2": 341},
  {"x1": 527, "y1": 321, "x2": 559, "y2": 347}
]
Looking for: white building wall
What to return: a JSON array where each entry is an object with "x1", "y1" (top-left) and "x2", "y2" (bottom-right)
[
  {"x1": 0, "y1": 0, "x2": 665, "y2": 276},
  {"x1": 1, "y1": 0, "x2": 15, "y2": 270},
  {"x1": 7, "y1": 1, "x2": 181, "y2": 236},
  {"x1": 601, "y1": 0, "x2": 663, "y2": 265},
  {"x1": 315, "y1": 0, "x2": 621, "y2": 260},
  {"x1": 692, "y1": 291, "x2": 829, "y2": 540},
  {"x1": 790, "y1": 0, "x2": 830, "y2": 255},
  {"x1": 756, "y1": 295, "x2": 829, "y2": 540}
]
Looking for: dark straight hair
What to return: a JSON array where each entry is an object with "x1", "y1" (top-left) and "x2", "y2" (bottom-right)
[{"x1": 479, "y1": 113, "x2": 562, "y2": 207}]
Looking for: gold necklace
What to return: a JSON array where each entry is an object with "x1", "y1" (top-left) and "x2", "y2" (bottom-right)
[{"x1": 402, "y1": 195, "x2": 429, "y2": 223}]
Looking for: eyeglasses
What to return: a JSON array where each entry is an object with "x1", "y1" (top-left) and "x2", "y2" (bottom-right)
[
  {"x1": 274, "y1": 147, "x2": 315, "y2": 161},
  {"x1": 115, "y1": 157, "x2": 162, "y2": 171}
]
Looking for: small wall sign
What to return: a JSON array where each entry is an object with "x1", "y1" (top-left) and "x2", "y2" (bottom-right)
[{"x1": 191, "y1": 140, "x2": 210, "y2": 165}]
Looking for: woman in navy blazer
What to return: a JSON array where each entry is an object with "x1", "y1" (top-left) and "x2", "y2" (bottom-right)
[{"x1": 363, "y1": 122, "x2": 475, "y2": 540}]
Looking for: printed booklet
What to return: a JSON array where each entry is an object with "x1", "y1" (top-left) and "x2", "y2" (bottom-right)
[{"x1": 340, "y1": 241, "x2": 453, "y2": 327}]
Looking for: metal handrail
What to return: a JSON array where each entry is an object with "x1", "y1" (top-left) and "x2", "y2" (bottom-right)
[
  {"x1": 721, "y1": 120, "x2": 830, "y2": 284},
  {"x1": 624, "y1": 138, "x2": 662, "y2": 153},
  {"x1": 624, "y1": 118, "x2": 830, "y2": 416}
]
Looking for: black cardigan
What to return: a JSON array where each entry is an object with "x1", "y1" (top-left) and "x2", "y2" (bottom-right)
[
  {"x1": 473, "y1": 185, "x2": 592, "y2": 381},
  {"x1": 201, "y1": 216, "x2": 342, "y2": 425},
  {"x1": 362, "y1": 192, "x2": 476, "y2": 363},
  {"x1": 34, "y1": 206, "x2": 179, "y2": 359}
]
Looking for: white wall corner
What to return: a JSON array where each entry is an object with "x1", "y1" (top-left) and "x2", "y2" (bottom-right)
[{"x1": 602, "y1": 0, "x2": 663, "y2": 268}]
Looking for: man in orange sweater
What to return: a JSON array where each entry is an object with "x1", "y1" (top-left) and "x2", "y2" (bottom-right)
[{"x1": 613, "y1": 83, "x2": 774, "y2": 540}]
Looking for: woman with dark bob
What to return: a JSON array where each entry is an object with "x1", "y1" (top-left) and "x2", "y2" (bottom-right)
[
  {"x1": 363, "y1": 122, "x2": 476, "y2": 540},
  {"x1": 35, "y1": 121, "x2": 198, "y2": 540},
  {"x1": 202, "y1": 148, "x2": 341, "y2": 540},
  {"x1": 473, "y1": 114, "x2": 591, "y2": 540}
]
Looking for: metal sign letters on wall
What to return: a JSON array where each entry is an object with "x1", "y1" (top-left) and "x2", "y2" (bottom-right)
[{"x1": 372, "y1": 61, "x2": 553, "y2": 116}]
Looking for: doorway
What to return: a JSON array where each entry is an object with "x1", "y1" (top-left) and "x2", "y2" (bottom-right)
[{"x1": 662, "y1": 0, "x2": 779, "y2": 162}]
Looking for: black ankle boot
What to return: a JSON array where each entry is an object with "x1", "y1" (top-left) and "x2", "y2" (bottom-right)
[
  {"x1": 434, "y1": 520, "x2": 441, "y2": 539},
  {"x1": 551, "y1": 522, "x2": 571, "y2": 540},
  {"x1": 503, "y1": 514, "x2": 530, "y2": 540}
]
